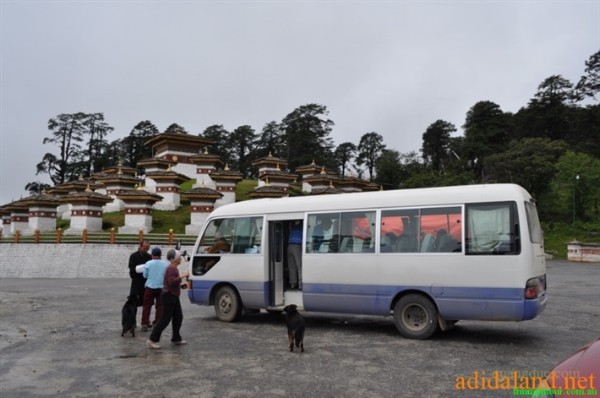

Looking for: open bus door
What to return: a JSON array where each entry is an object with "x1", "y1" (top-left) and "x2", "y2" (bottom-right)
[{"x1": 268, "y1": 221, "x2": 285, "y2": 307}]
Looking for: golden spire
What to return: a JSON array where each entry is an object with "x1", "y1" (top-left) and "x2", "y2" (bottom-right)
[{"x1": 85, "y1": 185, "x2": 93, "y2": 192}]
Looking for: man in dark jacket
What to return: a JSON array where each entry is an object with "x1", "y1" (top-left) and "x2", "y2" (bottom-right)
[{"x1": 129, "y1": 240, "x2": 151, "y2": 308}]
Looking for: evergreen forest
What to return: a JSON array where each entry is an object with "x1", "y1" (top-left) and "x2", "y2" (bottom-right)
[{"x1": 27, "y1": 51, "x2": 600, "y2": 234}]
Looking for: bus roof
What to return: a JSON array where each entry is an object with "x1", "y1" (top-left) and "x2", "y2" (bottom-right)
[{"x1": 209, "y1": 184, "x2": 533, "y2": 218}]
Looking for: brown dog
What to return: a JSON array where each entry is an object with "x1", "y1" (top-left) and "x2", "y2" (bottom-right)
[{"x1": 283, "y1": 304, "x2": 305, "y2": 352}]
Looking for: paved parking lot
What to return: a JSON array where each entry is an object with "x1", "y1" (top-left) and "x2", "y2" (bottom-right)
[{"x1": 0, "y1": 260, "x2": 598, "y2": 398}]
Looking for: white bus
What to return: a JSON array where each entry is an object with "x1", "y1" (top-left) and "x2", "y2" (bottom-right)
[{"x1": 187, "y1": 184, "x2": 547, "y2": 339}]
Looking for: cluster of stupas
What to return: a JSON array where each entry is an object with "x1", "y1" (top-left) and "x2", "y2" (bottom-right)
[{"x1": 1, "y1": 131, "x2": 379, "y2": 237}]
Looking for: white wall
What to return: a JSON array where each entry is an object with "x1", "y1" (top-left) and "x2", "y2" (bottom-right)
[{"x1": 0, "y1": 243, "x2": 193, "y2": 278}]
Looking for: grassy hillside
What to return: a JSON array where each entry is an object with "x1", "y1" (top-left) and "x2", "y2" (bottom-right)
[
  {"x1": 542, "y1": 222, "x2": 599, "y2": 258},
  {"x1": 99, "y1": 179, "x2": 260, "y2": 234}
]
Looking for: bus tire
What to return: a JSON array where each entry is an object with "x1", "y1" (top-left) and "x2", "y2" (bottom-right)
[
  {"x1": 393, "y1": 294, "x2": 439, "y2": 339},
  {"x1": 214, "y1": 286, "x2": 242, "y2": 322}
]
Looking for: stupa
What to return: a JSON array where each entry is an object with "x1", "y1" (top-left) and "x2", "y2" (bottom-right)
[
  {"x1": 181, "y1": 182, "x2": 223, "y2": 235},
  {"x1": 144, "y1": 130, "x2": 214, "y2": 181},
  {"x1": 60, "y1": 186, "x2": 112, "y2": 234},
  {"x1": 116, "y1": 185, "x2": 163, "y2": 233}
]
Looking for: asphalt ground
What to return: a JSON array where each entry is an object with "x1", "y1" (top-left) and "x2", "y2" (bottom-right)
[{"x1": 0, "y1": 260, "x2": 598, "y2": 398}]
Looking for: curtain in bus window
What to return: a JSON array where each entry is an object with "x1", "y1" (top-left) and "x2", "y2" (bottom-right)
[{"x1": 467, "y1": 204, "x2": 514, "y2": 254}]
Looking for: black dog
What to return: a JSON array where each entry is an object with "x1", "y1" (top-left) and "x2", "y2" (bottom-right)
[
  {"x1": 121, "y1": 295, "x2": 137, "y2": 337},
  {"x1": 283, "y1": 304, "x2": 305, "y2": 352}
]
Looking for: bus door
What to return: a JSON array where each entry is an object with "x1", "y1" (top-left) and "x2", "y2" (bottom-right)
[{"x1": 268, "y1": 221, "x2": 285, "y2": 306}]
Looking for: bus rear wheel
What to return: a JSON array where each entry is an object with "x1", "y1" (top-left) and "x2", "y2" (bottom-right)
[
  {"x1": 393, "y1": 294, "x2": 438, "y2": 339},
  {"x1": 214, "y1": 286, "x2": 242, "y2": 322}
]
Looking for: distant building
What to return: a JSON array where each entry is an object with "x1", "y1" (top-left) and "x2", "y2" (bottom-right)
[
  {"x1": 60, "y1": 187, "x2": 112, "y2": 234},
  {"x1": 145, "y1": 131, "x2": 214, "y2": 181},
  {"x1": 182, "y1": 183, "x2": 223, "y2": 235},
  {"x1": 117, "y1": 187, "x2": 163, "y2": 234},
  {"x1": 22, "y1": 192, "x2": 60, "y2": 233},
  {"x1": 145, "y1": 165, "x2": 190, "y2": 211},
  {"x1": 188, "y1": 147, "x2": 223, "y2": 189},
  {"x1": 136, "y1": 157, "x2": 176, "y2": 191},
  {"x1": 93, "y1": 167, "x2": 142, "y2": 213},
  {"x1": 210, "y1": 165, "x2": 243, "y2": 208}
]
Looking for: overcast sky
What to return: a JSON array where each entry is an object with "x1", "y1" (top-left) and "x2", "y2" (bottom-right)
[{"x1": 1, "y1": 0, "x2": 598, "y2": 205}]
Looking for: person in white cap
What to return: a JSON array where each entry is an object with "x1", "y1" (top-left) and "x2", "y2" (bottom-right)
[
  {"x1": 140, "y1": 247, "x2": 168, "y2": 331},
  {"x1": 146, "y1": 249, "x2": 190, "y2": 349}
]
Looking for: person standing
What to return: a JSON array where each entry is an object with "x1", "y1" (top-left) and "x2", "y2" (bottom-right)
[
  {"x1": 287, "y1": 221, "x2": 303, "y2": 289},
  {"x1": 141, "y1": 247, "x2": 168, "y2": 332},
  {"x1": 128, "y1": 240, "x2": 151, "y2": 314},
  {"x1": 147, "y1": 249, "x2": 190, "y2": 349}
]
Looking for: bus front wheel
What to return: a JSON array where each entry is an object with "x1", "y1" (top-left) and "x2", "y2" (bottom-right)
[
  {"x1": 393, "y1": 294, "x2": 438, "y2": 339},
  {"x1": 214, "y1": 286, "x2": 242, "y2": 322}
]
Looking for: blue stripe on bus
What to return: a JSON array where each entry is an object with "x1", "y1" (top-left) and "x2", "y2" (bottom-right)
[
  {"x1": 188, "y1": 280, "x2": 266, "y2": 309},
  {"x1": 188, "y1": 281, "x2": 546, "y2": 321}
]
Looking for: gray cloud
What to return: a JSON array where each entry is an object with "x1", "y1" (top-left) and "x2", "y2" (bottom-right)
[{"x1": 1, "y1": 0, "x2": 598, "y2": 204}]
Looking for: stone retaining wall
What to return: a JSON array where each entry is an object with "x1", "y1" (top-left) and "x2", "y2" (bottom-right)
[
  {"x1": 567, "y1": 241, "x2": 600, "y2": 263},
  {"x1": 0, "y1": 243, "x2": 193, "y2": 279}
]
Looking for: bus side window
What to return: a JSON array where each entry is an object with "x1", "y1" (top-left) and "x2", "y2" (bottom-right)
[
  {"x1": 466, "y1": 202, "x2": 519, "y2": 255},
  {"x1": 198, "y1": 219, "x2": 226, "y2": 254},
  {"x1": 420, "y1": 234, "x2": 436, "y2": 252},
  {"x1": 307, "y1": 213, "x2": 346, "y2": 253},
  {"x1": 381, "y1": 209, "x2": 419, "y2": 253},
  {"x1": 306, "y1": 215, "x2": 318, "y2": 253},
  {"x1": 336, "y1": 211, "x2": 375, "y2": 254},
  {"x1": 436, "y1": 229, "x2": 460, "y2": 252},
  {"x1": 419, "y1": 207, "x2": 462, "y2": 253},
  {"x1": 231, "y1": 216, "x2": 263, "y2": 254}
]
